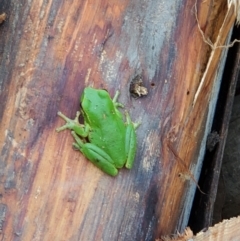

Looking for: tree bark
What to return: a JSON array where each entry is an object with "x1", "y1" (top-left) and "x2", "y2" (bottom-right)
[{"x1": 0, "y1": 0, "x2": 237, "y2": 240}]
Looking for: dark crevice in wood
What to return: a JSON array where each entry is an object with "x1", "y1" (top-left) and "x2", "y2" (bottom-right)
[{"x1": 188, "y1": 25, "x2": 240, "y2": 233}]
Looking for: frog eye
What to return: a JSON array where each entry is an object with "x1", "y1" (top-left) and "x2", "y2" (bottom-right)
[
  {"x1": 102, "y1": 88, "x2": 109, "y2": 93},
  {"x1": 98, "y1": 89, "x2": 110, "y2": 98}
]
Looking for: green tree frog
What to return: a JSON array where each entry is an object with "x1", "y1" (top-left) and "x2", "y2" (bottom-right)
[{"x1": 56, "y1": 87, "x2": 139, "y2": 176}]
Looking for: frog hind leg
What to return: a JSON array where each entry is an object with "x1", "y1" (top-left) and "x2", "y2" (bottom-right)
[
  {"x1": 71, "y1": 131, "x2": 118, "y2": 176},
  {"x1": 124, "y1": 111, "x2": 140, "y2": 169},
  {"x1": 125, "y1": 123, "x2": 137, "y2": 169}
]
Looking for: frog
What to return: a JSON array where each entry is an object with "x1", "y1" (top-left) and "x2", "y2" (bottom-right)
[{"x1": 56, "y1": 87, "x2": 139, "y2": 176}]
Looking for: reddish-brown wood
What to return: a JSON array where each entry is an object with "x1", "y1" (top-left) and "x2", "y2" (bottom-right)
[{"x1": 0, "y1": 0, "x2": 237, "y2": 240}]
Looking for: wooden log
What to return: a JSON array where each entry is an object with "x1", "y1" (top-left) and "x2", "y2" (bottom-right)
[
  {"x1": 0, "y1": 0, "x2": 238, "y2": 240},
  {"x1": 158, "y1": 215, "x2": 240, "y2": 241}
]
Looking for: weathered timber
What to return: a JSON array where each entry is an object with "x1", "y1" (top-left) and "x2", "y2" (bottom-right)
[{"x1": 0, "y1": 0, "x2": 237, "y2": 240}]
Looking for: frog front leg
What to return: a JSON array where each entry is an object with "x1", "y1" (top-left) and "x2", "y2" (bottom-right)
[
  {"x1": 112, "y1": 90, "x2": 124, "y2": 108},
  {"x1": 125, "y1": 113, "x2": 140, "y2": 169},
  {"x1": 71, "y1": 131, "x2": 118, "y2": 176},
  {"x1": 56, "y1": 111, "x2": 90, "y2": 137}
]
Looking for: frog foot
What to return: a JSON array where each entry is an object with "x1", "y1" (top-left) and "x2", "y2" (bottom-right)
[
  {"x1": 125, "y1": 111, "x2": 140, "y2": 129},
  {"x1": 56, "y1": 111, "x2": 81, "y2": 132},
  {"x1": 56, "y1": 111, "x2": 90, "y2": 137}
]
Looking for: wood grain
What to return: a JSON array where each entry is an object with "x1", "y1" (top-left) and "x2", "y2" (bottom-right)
[{"x1": 0, "y1": 0, "x2": 235, "y2": 240}]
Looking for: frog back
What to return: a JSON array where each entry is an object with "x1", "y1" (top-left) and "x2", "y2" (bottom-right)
[{"x1": 81, "y1": 88, "x2": 127, "y2": 167}]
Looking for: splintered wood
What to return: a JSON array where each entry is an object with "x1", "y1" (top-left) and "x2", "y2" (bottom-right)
[
  {"x1": 157, "y1": 216, "x2": 240, "y2": 241},
  {"x1": 193, "y1": 0, "x2": 240, "y2": 105}
]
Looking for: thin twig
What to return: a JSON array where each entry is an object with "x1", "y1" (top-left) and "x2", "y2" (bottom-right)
[
  {"x1": 168, "y1": 142, "x2": 206, "y2": 195},
  {"x1": 194, "y1": 0, "x2": 240, "y2": 50}
]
